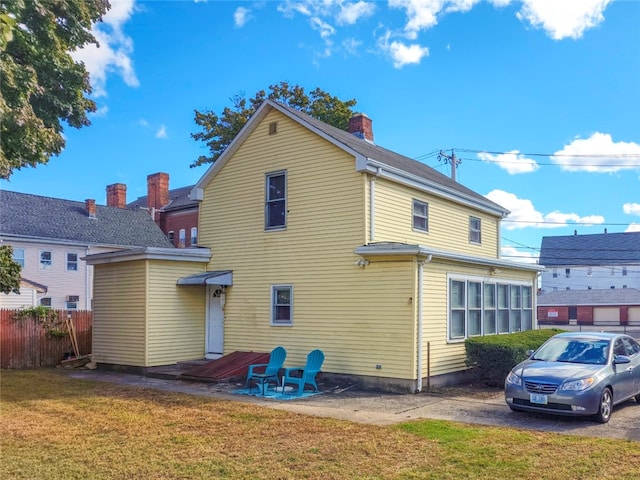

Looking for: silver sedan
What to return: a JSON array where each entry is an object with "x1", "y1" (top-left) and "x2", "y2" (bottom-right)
[{"x1": 505, "y1": 332, "x2": 640, "y2": 423}]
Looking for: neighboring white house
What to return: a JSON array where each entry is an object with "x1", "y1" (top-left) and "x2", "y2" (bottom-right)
[
  {"x1": 539, "y1": 231, "x2": 640, "y2": 293},
  {"x1": 0, "y1": 190, "x2": 173, "y2": 310}
]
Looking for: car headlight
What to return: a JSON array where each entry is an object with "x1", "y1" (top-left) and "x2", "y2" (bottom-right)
[
  {"x1": 561, "y1": 377, "x2": 595, "y2": 391},
  {"x1": 506, "y1": 371, "x2": 521, "y2": 386}
]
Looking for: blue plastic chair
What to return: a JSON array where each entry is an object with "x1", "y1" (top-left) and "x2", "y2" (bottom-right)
[
  {"x1": 245, "y1": 346, "x2": 287, "y2": 391},
  {"x1": 282, "y1": 349, "x2": 325, "y2": 395}
]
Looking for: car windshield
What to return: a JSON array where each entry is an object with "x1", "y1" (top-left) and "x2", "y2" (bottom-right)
[{"x1": 531, "y1": 338, "x2": 610, "y2": 365}]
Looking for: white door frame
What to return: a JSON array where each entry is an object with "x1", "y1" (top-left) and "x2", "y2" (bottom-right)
[{"x1": 206, "y1": 285, "x2": 225, "y2": 359}]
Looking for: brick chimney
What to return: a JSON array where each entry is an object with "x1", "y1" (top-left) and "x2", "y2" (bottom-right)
[
  {"x1": 347, "y1": 113, "x2": 374, "y2": 143},
  {"x1": 85, "y1": 199, "x2": 96, "y2": 218},
  {"x1": 147, "y1": 172, "x2": 169, "y2": 211},
  {"x1": 106, "y1": 183, "x2": 127, "y2": 208}
]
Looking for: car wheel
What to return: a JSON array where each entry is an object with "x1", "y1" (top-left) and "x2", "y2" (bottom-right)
[
  {"x1": 635, "y1": 393, "x2": 640, "y2": 404},
  {"x1": 593, "y1": 388, "x2": 613, "y2": 424}
]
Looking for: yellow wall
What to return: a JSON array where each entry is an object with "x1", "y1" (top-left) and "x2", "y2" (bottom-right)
[
  {"x1": 372, "y1": 177, "x2": 500, "y2": 258},
  {"x1": 92, "y1": 260, "x2": 147, "y2": 366},
  {"x1": 199, "y1": 109, "x2": 421, "y2": 377},
  {"x1": 92, "y1": 259, "x2": 207, "y2": 367},
  {"x1": 147, "y1": 261, "x2": 206, "y2": 366}
]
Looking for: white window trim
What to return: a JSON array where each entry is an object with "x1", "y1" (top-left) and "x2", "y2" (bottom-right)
[
  {"x1": 13, "y1": 248, "x2": 25, "y2": 268},
  {"x1": 265, "y1": 170, "x2": 287, "y2": 231},
  {"x1": 469, "y1": 216, "x2": 481, "y2": 244},
  {"x1": 66, "y1": 252, "x2": 78, "y2": 271},
  {"x1": 40, "y1": 250, "x2": 52, "y2": 270},
  {"x1": 412, "y1": 199, "x2": 429, "y2": 233},
  {"x1": 270, "y1": 284, "x2": 293, "y2": 326},
  {"x1": 447, "y1": 273, "x2": 534, "y2": 343}
]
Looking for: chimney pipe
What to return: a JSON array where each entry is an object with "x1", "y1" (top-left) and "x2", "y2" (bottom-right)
[
  {"x1": 106, "y1": 183, "x2": 127, "y2": 208},
  {"x1": 85, "y1": 199, "x2": 96, "y2": 218},
  {"x1": 348, "y1": 113, "x2": 374, "y2": 143}
]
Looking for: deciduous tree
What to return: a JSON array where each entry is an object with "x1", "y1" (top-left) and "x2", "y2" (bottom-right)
[
  {"x1": 0, "y1": 245, "x2": 21, "y2": 295},
  {"x1": 191, "y1": 81, "x2": 357, "y2": 168},
  {"x1": 0, "y1": 0, "x2": 110, "y2": 179}
]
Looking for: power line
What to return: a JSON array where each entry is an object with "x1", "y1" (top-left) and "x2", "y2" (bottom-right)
[{"x1": 454, "y1": 148, "x2": 640, "y2": 158}]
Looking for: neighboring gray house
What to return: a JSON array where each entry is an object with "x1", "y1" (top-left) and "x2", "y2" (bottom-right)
[
  {"x1": 539, "y1": 231, "x2": 640, "y2": 293},
  {"x1": 0, "y1": 190, "x2": 172, "y2": 310}
]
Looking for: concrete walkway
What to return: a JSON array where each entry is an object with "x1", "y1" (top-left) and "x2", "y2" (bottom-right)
[{"x1": 64, "y1": 369, "x2": 640, "y2": 442}]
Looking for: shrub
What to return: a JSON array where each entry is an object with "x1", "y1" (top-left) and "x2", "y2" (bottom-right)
[{"x1": 465, "y1": 329, "x2": 565, "y2": 387}]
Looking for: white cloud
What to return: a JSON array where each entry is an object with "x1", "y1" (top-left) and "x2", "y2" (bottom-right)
[
  {"x1": 138, "y1": 118, "x2": 149, "y2": 127},
  {"x1": 624, "y1": 203, "x2": 640, "y2": 216},
  {"x1": 626, "y1": 223, "x2": 640, "y2": 233},
  {"x1": 388, "y1": 41, "x2": 429, "y2": 67},
  {"x1": 478, "y1": 150, "x2": 539, "y2": 174},
  {"x1": 389, "y1": 0, "x2": 482, "y2": 39},
  {"x1": 71, "y1": 0, "x2": 138, "y2": 98},
  {"x1": 155, "y1": 125, "x2": 168, "y2": 139},
  {"x1": 486, "y1": 189, "x2": 605, "y2": 230},
  {"x1": 337, "y1": 1, "x2": 376, "y2": 25},
  {"x1": 342, "y1": 37, "x2": 363, "y2": 55},
  {"x1": 234, "y1": 7, "x2": 252, "y2": 27},
  {"x1": 516, "y1": 0, "x2": 613, "y2": 40},
  {"x1": 500, "y1": 244, "x2": 539, "y2": 264},
  {"x1": 551, "y1": 132, "x2": 640, "y2": 173},
  {"x1": 310, "y1": 16, "x2": 336, "y2": 39}
]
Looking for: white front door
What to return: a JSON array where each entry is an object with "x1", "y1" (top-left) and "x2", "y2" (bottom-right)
[{"x1": 206, "y1": 286, "x2": 225, "y2": 357}]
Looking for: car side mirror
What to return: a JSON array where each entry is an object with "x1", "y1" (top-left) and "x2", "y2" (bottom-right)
[
  {"x1": 526, "y1": 349, "x2": 534, "y2": 357},
  {"x1": 613, "y1": 354, "x2": 631, "y2": 365}
]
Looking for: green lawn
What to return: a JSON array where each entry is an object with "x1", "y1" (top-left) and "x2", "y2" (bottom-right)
[{"x1": 1, "y1": 370, "x2": 638, "y2": 479}]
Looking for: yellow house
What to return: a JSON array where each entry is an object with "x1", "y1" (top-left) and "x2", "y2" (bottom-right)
[{"x1": 86, "y1": 100, "x2": 543, "y2": 391}]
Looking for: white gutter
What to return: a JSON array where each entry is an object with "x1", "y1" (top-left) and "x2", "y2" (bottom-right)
[
  {"x1": 369, "y1": 169, "x2": 381, "y2": 242},
  {"x1": 416, "y1": 255, "x2": 432, "y2": 392},
  {"x1": 85, "y1": 246, "x2": 91, "y2": 310}
]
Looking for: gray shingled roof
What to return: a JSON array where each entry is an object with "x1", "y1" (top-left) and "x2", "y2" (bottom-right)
[
  {"x1": 127, "y1": 184, "x2": 197, "y2": 212},
  {"x1": 539, "y1": 232, "x2": 640, "y2": 267},
  {"x1": 1, "y1": 190, "x2": 173, "y2": 248},
  {"x1": 275, "y1": 101, "x2": 507, "y2": 215},
  {"x1": 537, "y1": 288, "x2": 640, "y2": 306}
]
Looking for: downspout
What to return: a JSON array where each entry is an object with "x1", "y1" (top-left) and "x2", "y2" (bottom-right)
[
  {"x1": 85, "y1": 246, "x2": 91, "y2": 310},
  {"x1": 369, "y1": 173, "x2": 377, "y2": 242},
  {"x1": 416, "y1": 254, "x2": 432, "y2": 393}
]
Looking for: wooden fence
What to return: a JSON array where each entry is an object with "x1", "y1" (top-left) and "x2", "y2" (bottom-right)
[{"x1": 0, "y1": 309, "x2": 92, "y2": 369}]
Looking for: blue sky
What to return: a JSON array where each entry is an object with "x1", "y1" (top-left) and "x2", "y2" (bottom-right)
[{"x1": 2, "y1": 0, "x2": 639, "y2": 263}]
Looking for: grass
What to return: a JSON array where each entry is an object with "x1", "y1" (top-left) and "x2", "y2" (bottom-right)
[{"x1": 1, "y1": 370, "x2": 638, "y2": 480}]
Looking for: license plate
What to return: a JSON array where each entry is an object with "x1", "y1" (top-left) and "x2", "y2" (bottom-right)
[{"x1": 530, "y1": 393, "x2": 548, "y2": 405}]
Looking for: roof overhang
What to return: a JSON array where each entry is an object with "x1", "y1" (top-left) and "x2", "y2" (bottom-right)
[
  {"x1": 354, "y1": 242, "x2": 544, "y2": 272},
  {"x1": 84, "y1": 247, "x2": 211, "y2": 265},
  {"x1": 177, "y1": 270, "x2": 233, "y2": 286}
]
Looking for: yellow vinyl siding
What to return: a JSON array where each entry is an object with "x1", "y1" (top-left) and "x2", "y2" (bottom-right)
[
  {"x1": 92, "y1": 260, "x2": 147, "y2": 366},
  {"x1": 199, "y1": 110, "x2": 419, "y2": 379},
  {"x1": 146, "y1": 261, "x2": 206, "y2": 366},
  {"x1": 373, "y1": 178, "x2": 499, "y2": 258},
  {"x1": 421, "y1": 261, "x2": 537, "y2": 377}
]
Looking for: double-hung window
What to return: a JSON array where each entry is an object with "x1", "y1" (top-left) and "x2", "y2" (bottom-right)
[
  {"x1": 190, "y1": 227, "x2": 198, "y2": 245},
  {"x1": 67, "y1": 253, "x2": 78, "y2": 271},
  {"x1": 412, "y1": 200, "x2": 428, "y2": 232},
  {"x1": 40, "y1": 251, "x2": 52, "y2": 269},
  {"x1": 469, "y1": 217, "x2": 481, "y2": 244},
  {"x1": 265, "y1": 171, "x2": 286, "y2": 230},
  {"x1": 179, "y1": 229, "x2": 186, "y2": 246},
  {"x1": 13, "y1": 248, "x2": 25, "y2": 268},
  {"x1": 271, "y1": 285, "x2": 293, "y2": 325}
]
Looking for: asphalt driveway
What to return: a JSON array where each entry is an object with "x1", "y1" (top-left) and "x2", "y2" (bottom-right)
[{"x1": 65, "y1": 370, "x2": 640, "y2": 442}]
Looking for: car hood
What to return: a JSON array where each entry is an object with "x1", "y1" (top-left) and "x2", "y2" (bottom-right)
[{"x1": 514, "y1": 360, "x2": 606, "y2": 383}]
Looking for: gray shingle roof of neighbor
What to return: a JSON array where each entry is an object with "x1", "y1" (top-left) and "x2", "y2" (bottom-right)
[
  {"x1": 127, "y1": 184, "x2": 197, "y2": 212},
  {"x1": 539, "y1": 231, "x2": 640, "y2": 267},
  {"x1": 0, "y1": 190, "x2": 173, "y2": 248},
  {"x1": 537, "y1": 288, "x2": 640, "y2": 306},
  {"x1": 276, "y1": 101, "x2": 508, "y2": 215}
]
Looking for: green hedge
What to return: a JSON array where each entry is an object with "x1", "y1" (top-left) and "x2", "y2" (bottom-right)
[{"x1": 464, "y1": 329, "x2": 566, "y2": 387}]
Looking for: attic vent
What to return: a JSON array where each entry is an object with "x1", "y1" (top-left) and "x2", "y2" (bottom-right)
[
  {"x1": 67, "y1": 295, "x2": 80, "y2": 302},
  {"x1": 268, "y1": 122, "x2": 278, "y2": 135}
]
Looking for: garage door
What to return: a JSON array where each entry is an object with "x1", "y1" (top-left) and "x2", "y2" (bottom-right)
[
  {"x1": 629, "y1": 307, "x2": 640, "y2": 326},
  {"x1": 593, "y1": 307, "x2": 620, "y2": 325}
]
